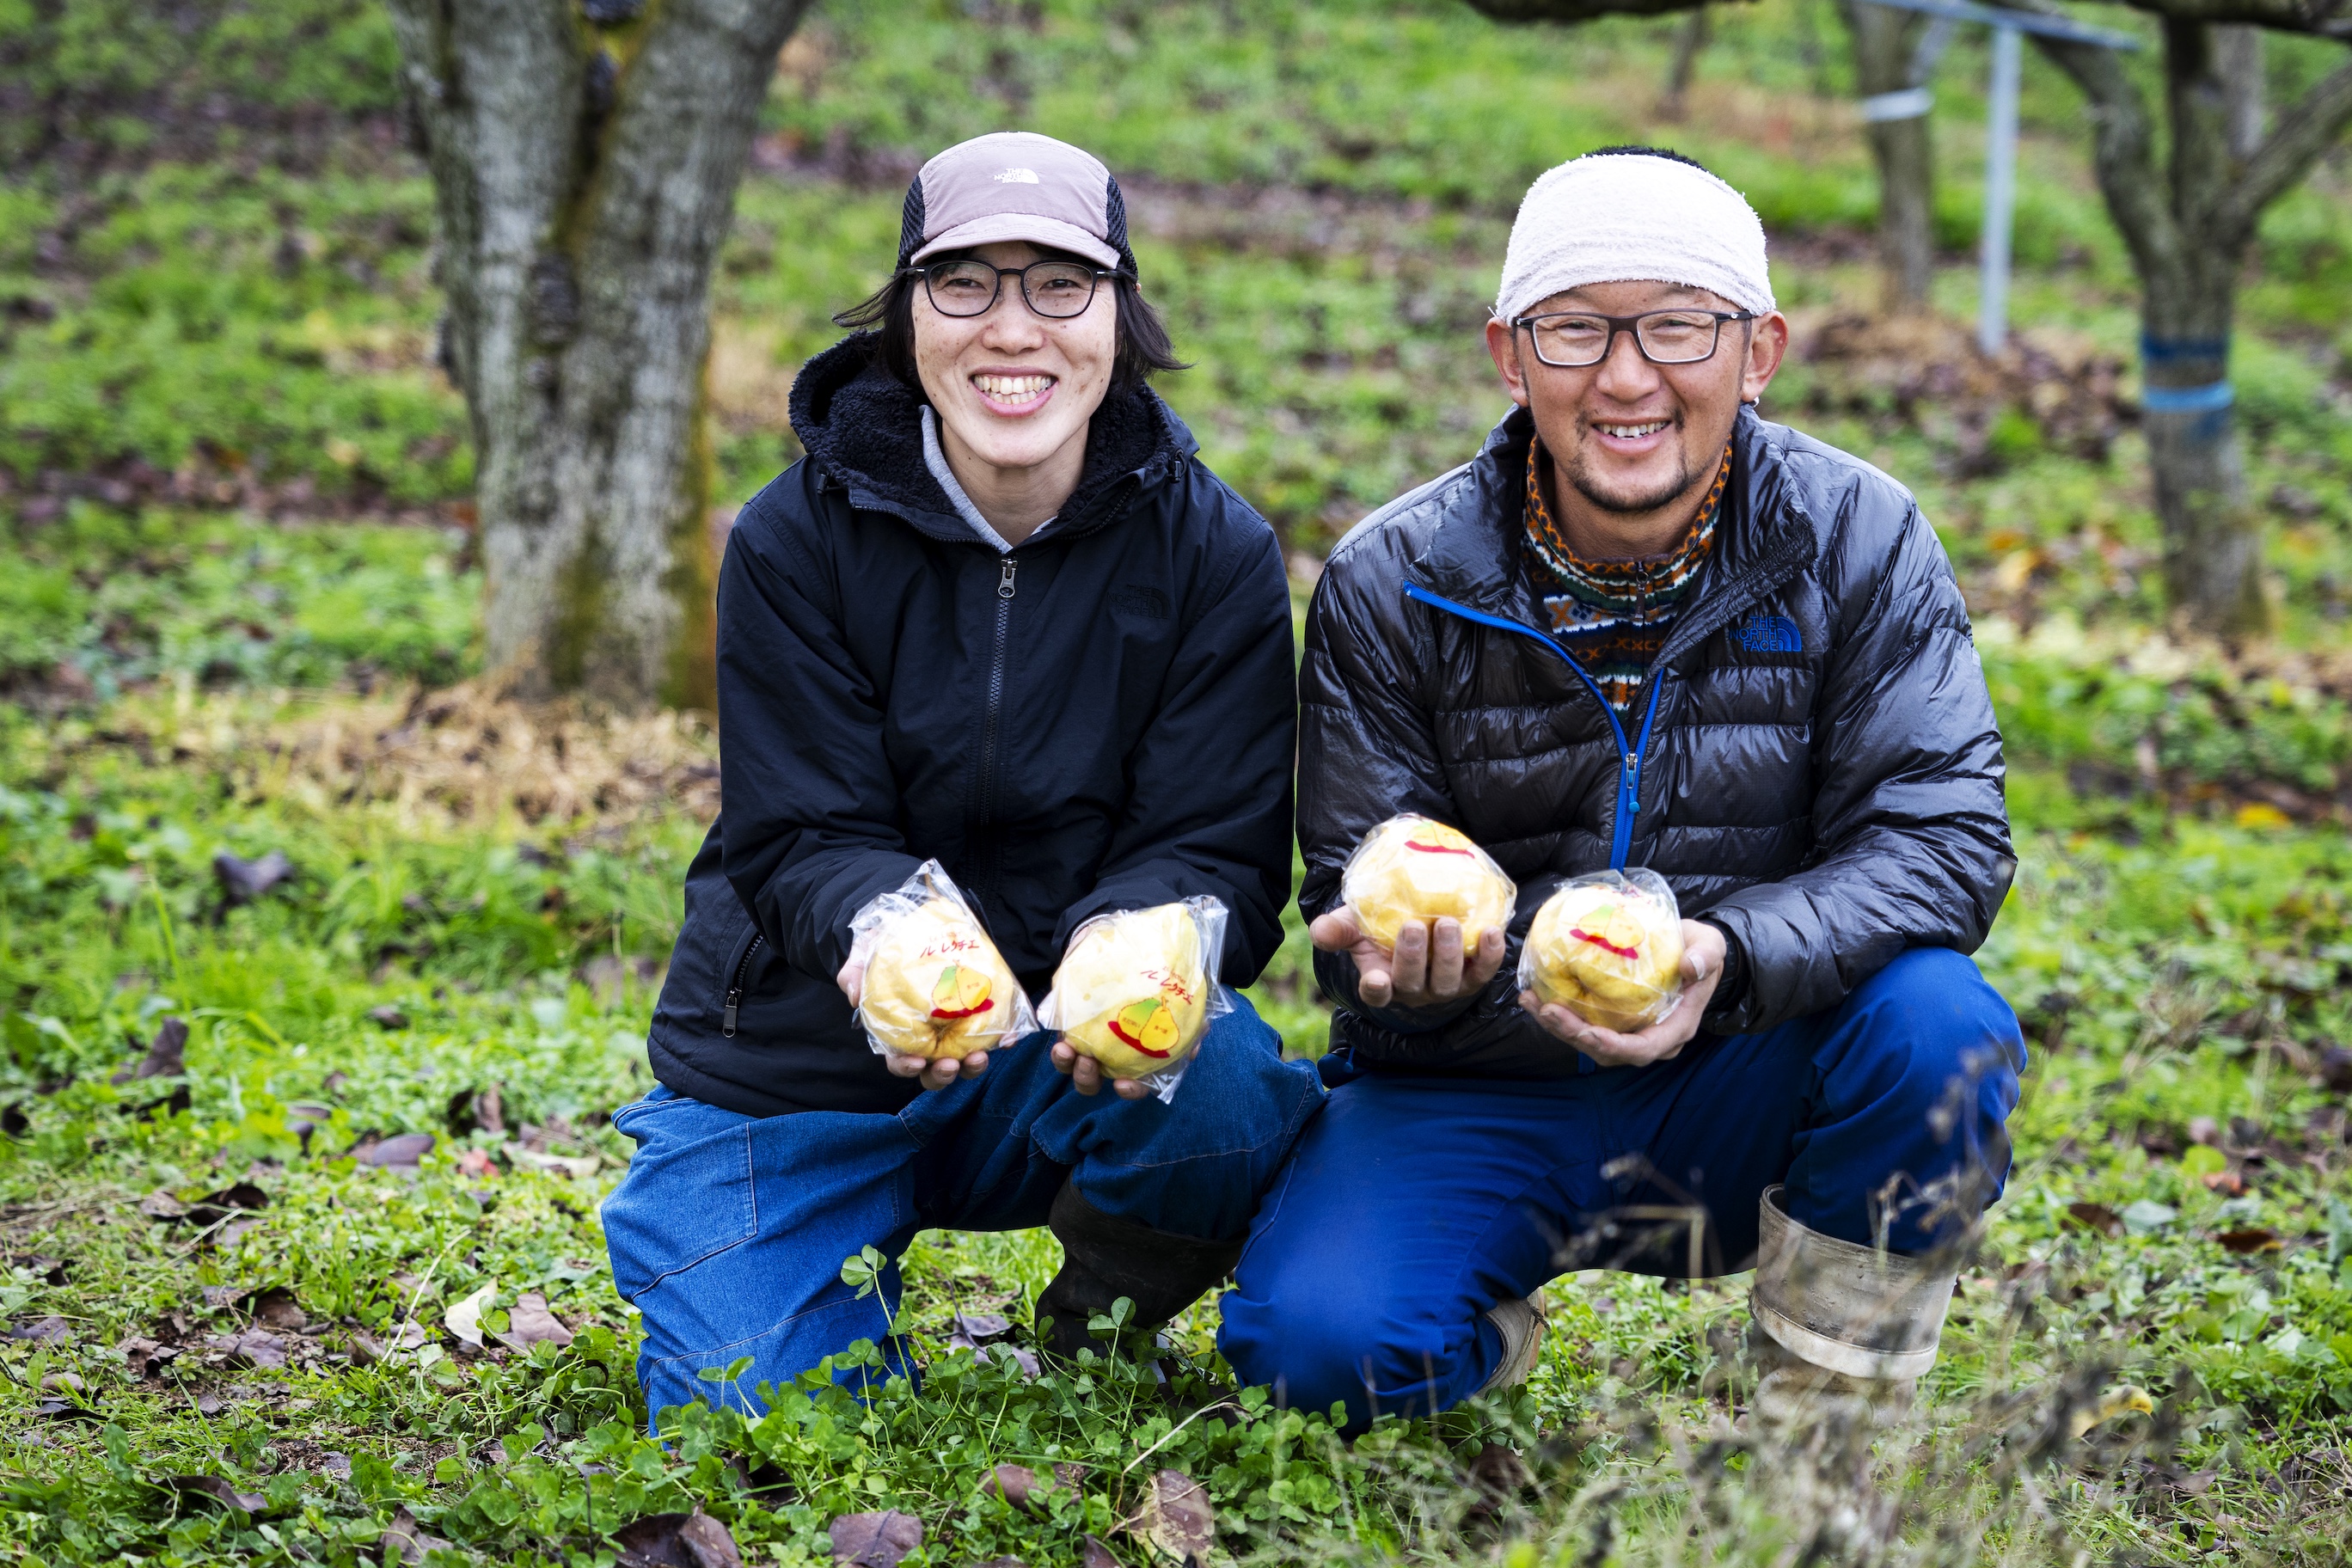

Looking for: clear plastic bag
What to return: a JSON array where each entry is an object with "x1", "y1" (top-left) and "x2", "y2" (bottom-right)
[
  {"x1": 847, "y1": 861, "x2": 1036, "y2": 1061},
  {"x1": 1339, "y1": 813, "x2": 1517, "y2": 952},
  {"x1": 1038, "y1": 897, "x2": 1230, "y2": 1103},
  {"x1": 1519, "y1": 868, "x2": 1687, "y2": 1034}
]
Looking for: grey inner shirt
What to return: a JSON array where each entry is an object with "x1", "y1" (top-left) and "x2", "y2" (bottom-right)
[{"x1": 922, "y1": 405, "x2": 1059, "y2": 552}]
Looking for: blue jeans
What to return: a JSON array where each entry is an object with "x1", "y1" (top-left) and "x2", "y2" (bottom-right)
[
  {"x1": 602, "y1": 996, "x2": 1322, "y2": 1422},
  {"x1": 1217, "y1": 948, "x2": 2024, "y2": 1428}
]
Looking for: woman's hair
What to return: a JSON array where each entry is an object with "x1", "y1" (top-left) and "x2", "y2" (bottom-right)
[{"x1": 832, "y1": 246, "x2": 1185, "y2": 401}]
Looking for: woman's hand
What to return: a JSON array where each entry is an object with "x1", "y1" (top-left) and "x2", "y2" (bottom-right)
[
  {"x1": 840, "y1": 958, "x2": 991, "y2": 1093},
  {"x1": 1518, "y1": 920, "x2": 1724, "y2": 1068},
  {"x1": 1308, "y1": 908, "x2": 1505, "y2": 1010},
  {"x1": 1048, "y1": 1039, "x2": 1153, "y2": 1099}
]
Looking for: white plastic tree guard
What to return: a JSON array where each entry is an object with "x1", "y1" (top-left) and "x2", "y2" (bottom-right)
[{"x1": 1857, "y1": 0, "x2": 2138, "y2": 352}]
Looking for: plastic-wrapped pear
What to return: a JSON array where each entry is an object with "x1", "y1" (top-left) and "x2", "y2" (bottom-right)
[
  {"x1": 859, "y1": 898, "x2": 1026, "y2": 1060},
  {"x1": 1341, "y1": 815, "x2": 1517, "y2": 951},
  {"x1": 1052, "y1": 903, "x2": 1211, "y2": 1078},
  {"x1": 1522, "y1": 871, "x2": 1685, "y2": 1033}
]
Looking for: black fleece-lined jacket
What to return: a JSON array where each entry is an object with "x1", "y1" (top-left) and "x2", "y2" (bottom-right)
[
  {"x1": 1301, "y1": 403, "x2": 2012, "y2": 1077},
  {"x1": 647, "y1": 339, "x2": 1297, "y2": 1117}
]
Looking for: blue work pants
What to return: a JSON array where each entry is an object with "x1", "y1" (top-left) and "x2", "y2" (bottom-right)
[
  {"x1": 602, "y1": 997, "x2": 1323, "y2": 1422},
  {"x1": 1216, "y1": 948, "x2": 2023, "y2": 1428}
]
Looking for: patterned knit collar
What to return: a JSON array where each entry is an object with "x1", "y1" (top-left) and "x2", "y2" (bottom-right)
[{"x1": 1522, "y1": 436, "x2": 1733, "y2": 605}]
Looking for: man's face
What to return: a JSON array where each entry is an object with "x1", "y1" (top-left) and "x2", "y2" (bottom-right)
[{"x1": 1484, "y1": 280, "x2": 1787, "y2": 521}]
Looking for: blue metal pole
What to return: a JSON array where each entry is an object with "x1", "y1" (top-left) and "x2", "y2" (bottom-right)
[{"x1": 1978, "y1": 22, "x2": 2021, "y2": 356}]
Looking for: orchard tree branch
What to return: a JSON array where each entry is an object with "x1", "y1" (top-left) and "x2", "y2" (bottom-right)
[
  {"x1": 1465, "y1": 0, "x2": 1715, "y2": 24},
  {"x1": 2024, "y1": 18, "x2": 2184, "y2": 291},
  {"x1": 2221, "y1": 51, "x2": 2352, "y2": 231},
  {"x1": 2110, "y1": 0, "x2": 2352, "y2": 37}
]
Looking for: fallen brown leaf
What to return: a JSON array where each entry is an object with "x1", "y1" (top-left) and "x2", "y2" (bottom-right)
[
  {"x1": 252, "y1": 1288, "x2": 307, "y2": 1330},
  {"x1": 214, "y1": 848, "x2": 294, "y2": 906},
  {"x1": 614, "y1": 1506, "x2": 744, "y2": 1568},
  {"x1": 9, "y1": 1314, "x2": 71, "y2": 1344},
  {"x1": 2214, "y1": 1227, "x2": 2284, "y2": 1254},
  {"x1": 112, "y1": 1017, "x2": 188, "y2": 1083},
  {"x1": 167, "y1": 1473, "x2": 267, "y2": 1515},
  {"x1": 206, "y1": 1328, "x2": 288, "y2": 1369},
  {"x1": 1124, "y1": 1469, "x2": 1214, "y2": 1562},
  {"x1": 185, "y1": 1183, "x2": 270, "y2": 1225},
  {"x1": 121, "y1": 1336, "x2": 181, "y2": 1377},
  {"x1": 2064, "y1": 1202, "x2": 2122, "y2": 1236},
  {"x1": 381, "y1": 1504, "x2": 455, "y2": 1564},
  {"x1": 350, "y1": 1131, "x2": 436, "y2": 1168},
  {"x1": 495, "y1": 1292, "x2": 574, "y2": 1351},
  {"x1": 984, "y1": 1463, "x2": 1073, "y2": 1515},
  {"x1": 827, "y1": 1509, "x2": 922, "y2": 1565},
  {"x1": 1081, "y1": 1535, "x2": 1126, "y2": 1568}
]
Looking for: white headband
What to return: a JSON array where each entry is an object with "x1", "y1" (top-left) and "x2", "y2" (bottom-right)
[{"x1": 1494, "y1": 152, "x2": 1777, "y2": 323}]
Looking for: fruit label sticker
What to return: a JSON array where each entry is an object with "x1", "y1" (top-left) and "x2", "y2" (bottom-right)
[
  {"x1": 1106, "y1": 995, "x2": 1178, "y2": 1057},
  {"x1": 1568, "y1": 902, "x2": 1648, "y2": 961},
  {"x1": 928, "y1": 961, "x2": 995, "y2": 1021},
  {"x1": 1402, "y1": 824, "x2": 1478, "y2": 857}
]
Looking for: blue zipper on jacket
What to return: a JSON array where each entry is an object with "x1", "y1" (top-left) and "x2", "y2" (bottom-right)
[{"x1": 1401, "y1": 581, "x2": 1664, "y2": 870}]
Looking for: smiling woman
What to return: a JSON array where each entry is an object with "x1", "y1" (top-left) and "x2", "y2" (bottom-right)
[
  {"x1": 830, "y1": 134, "x2": 1185, "y2": 545},
  {"x1": 604, "y1": 130, "x2": 1321, "y2": 1421}
]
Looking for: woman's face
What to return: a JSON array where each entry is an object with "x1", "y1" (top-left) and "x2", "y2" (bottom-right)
[{"x1": 912, "y1": 240, "x2": 1118, "y2": 475}]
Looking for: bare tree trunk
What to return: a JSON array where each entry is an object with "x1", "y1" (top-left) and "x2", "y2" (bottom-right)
[
  {"x1": 2032, "y1": 12, "x2": 2352, "y2": 635},
  {"x1": 1840, "y1": 0, "x2": 1934, "y2": 312},
  {"x1": 1659, "y1": 7, "x2": 1710, "y2": 120},
  {"x1": 385, "y1": 0, "x2": 812, "y2": 708},
  {"x1": 2216, "y1": 25, "x2": 2264, "y2": 156}
]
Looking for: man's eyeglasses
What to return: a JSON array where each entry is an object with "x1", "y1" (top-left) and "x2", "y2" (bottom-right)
[
  {"x1": 1512, "y1": 308, "x2": 1757, "y2": 368},
  {"x1": 906, "y1": 259, "x2": 1117, "y2": 320}
]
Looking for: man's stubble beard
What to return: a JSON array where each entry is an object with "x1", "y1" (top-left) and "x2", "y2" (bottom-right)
[{"x1": 1560, "y1": 420, "x2": 1698, "y2": 517}]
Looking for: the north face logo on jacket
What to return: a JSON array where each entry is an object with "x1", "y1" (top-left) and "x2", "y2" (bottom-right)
[{"x1": 1736, "y1": 611, "x2": 1802, "y2": 653}]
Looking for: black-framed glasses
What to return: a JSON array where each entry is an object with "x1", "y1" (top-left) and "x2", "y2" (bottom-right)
[
  {"x1": 906, "y1": 259, "x2": 1116, "y2": 320},
  {"x1": 1512, "y1": 308, "x2": 1757, "y2": 368}
]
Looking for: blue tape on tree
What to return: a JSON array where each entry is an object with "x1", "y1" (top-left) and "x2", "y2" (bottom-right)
[
  {"x1": 2141, "y1": 381, "x2": 2235, "y2": 413},
  {"x1": 2141, "y1": 335, "x2": 2230, "y2": 364}
]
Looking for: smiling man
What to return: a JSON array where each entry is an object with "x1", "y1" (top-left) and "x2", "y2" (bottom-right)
[{"x1": 1217, "y1": 148, "x2": 2024, "y2": 1434}]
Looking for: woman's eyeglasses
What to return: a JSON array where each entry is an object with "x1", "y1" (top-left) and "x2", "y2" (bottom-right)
[{"x1": 907, "y1": 259, "x2": 1116, "y2": 320}]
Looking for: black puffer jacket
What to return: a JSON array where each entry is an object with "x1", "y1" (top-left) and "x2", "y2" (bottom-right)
[
  {"x1": 1301, "y1": 403, "x2": 2012, "y2": 1077},
  {"x1": 646, "y1": 338, "x2": 1298, "y2": 1118}
]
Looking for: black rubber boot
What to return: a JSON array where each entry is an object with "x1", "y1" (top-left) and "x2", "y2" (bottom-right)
[{"x1": 1033, "y1": 1181, "x2": 1244, "y2": 1363}]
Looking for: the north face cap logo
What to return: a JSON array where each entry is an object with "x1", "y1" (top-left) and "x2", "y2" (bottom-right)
[
  {"x1": 994, "y1": 168, "x2": 1040, "y2": 183},
  {"x1": 1736, "y1": 612, "x2": 1802, "y2": 652}
]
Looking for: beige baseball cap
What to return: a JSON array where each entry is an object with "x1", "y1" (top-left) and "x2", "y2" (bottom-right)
[{"x1": 899, "y1": 132, "x2": 1136, "y2": 275}]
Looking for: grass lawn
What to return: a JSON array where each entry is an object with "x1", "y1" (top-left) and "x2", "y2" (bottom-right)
[{"x1": 4, "y1": 2, "x2": 2352, "y2": 1563}]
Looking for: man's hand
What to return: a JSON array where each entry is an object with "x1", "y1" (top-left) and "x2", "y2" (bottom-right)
[
  {"x1": 1519, "y1": 920, "x2": 1724, "y2": 1068},
  {"x1": 1049, "y1": 1039, "x2": 1153, "y2": 1099},
  {"x1": 1309, "y1": 907, "x2": 1506, "y2": 1011},
  {"x1": 839, "y1": 959, "x2": 991, "y2": 1093}
]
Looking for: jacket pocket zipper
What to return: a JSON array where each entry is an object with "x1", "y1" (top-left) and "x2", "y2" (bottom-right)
[{"x1": 721, "y1": 933, "x2": 763, "y2": 1038}]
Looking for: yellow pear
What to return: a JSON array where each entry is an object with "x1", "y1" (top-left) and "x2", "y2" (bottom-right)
[
  {"x1": 1341, "y1": 815, "x2": 1516, "y2": 951},
  {"x1": 1524, "y1": 876, "x2": 1684, "y2": 1034},
  {"x1": 1053, "y1": 903, "x2": 1211, "y2": 1078},
  {"x1": 860, "y1": 898, "x2": 1025, "y2": 1060}
]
